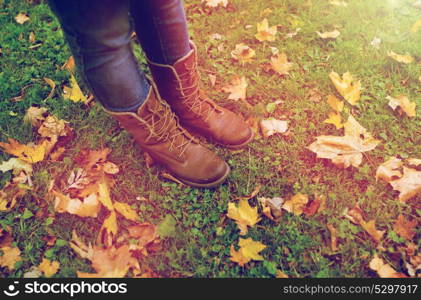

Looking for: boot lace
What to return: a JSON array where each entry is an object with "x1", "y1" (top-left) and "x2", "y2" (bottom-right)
[{"x1": 175, "y1": 61, "x2": 220, "y2": 121}]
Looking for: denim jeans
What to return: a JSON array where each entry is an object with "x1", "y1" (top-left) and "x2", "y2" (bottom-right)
[{"x1": 48, "y1": 0, "x2": 190, "y2": 111}]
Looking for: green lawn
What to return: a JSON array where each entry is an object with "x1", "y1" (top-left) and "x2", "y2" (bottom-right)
[{"x1": 0, "y1": 0, "x2": 420, "y2": 278}]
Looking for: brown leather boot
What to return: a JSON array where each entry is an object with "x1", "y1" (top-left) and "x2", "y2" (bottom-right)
[
  {"x1": 105, "y1": 83, "x2": 230, "y2": 188},
  {"x1": 147, "y1": 41, "x2": 253, "y2": 149}
]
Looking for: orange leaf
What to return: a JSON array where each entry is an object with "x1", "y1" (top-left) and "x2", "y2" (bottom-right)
[{"x1": 393, "y1": 215, "x2": 417, "y2": 241}]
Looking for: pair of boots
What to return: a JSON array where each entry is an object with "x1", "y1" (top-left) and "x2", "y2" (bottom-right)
[{"x1": 106, "y1": 42, "x2": 253, "y2": 187}]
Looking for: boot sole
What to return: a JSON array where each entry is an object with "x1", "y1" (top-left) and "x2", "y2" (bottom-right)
[
  {"x1": 219, "y1": 130, "x2": 255, "y2": 150},
  {"x1": 175, "y1": 162, "x2": 231, "y2": 188}
]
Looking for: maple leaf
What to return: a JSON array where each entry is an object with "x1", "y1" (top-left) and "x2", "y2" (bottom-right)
[
  {"x1": 326, "y1": 224, "x2": 338, "y2": 251},
  {"x1": 345, "y1": 203, "x2": 385, "y2": 243},
  {"x1": 103, "y1": 162, "x2": 119, "y2": 175},
  {"x1": 0, "y1": 246, "x2": 21, "y2": 270},
  {"x1": 231, "y1": 43, "x2": 256, "y2": 64},
  {"x1": 324, "y1": 112, "x2": 343, "y2": 129},
  {"x1": 394, "y1": 215, "x2": 417, "y2": 241},
  {"x1": 114, "y1": 201, "x2": 138, "y2": 221},
  {"x1": 260, "y1": 119, "x2": 288, "y2": 138},
  {"x1": 375, "y1": 157, "x2": 403, "y2": 182},
  {"x1": 15, "y1": 13, "x2": 30, "y2": 24},
  {"x1": 53, "y1": 191, "x2": 101, "y2": 218},
  {"x1": 255, "y1": 18, "x2": 277, "y2": 42},
  {"x1": 326, "y1": 95, "x2": 344, "y2": 112},
  {"x1": 0, "y1": 182, "x2": 27, "y2": 211},
  {"x1": 63, "y1": 75, "x2": 88, "y2": 103},
  {"x1": 203, "y1": 0, "x2": 228, "y2": 8},
  {"x1": 0, "y1": 158, "x2": 32, "y2": 175},
  {"x1": 387, "y1": 51, "x2": 414, "y2": 64},
  {"x1": 98, "y1": 211, "x2": 118, "y2": 245},
  {"x1": 270, "y1": 53, "x2": 293, "y2": 76},
  {"x1": 316, "y1": 29, "x2": 340, "y2": 39},
  {"x1": 308, "y1": 116, "x2": 379, "y2": 168},
  {"x1": 303, "y1": 194, "x2": 325, "y2": 217},
  {"x1": 24, "y1": 106, "x2": 47, "y2": 127},
  {"x1": 282, "y1": 193, "x2": 309, "y2": 216},
  {"x1": 0, "y1": 138, "x2": 46, "y2": 163},
  {"x1": 390, "y1": 167, "x2": 421, "y2": 202},
  {"x1": 65, "y1": 168, "x2": 90, "y2": 191},
  {"x1": 97, "y1": 181, "x2": 114, "y2": 210},
  {"x1": 258, "y1": 197, "x2": 284, "y2": 221},
  {"x1": 230, "y1": 238, "x2": 266, "y2": 267},
  {"x1": 369, "y1": 254, "x2": 407, "y2": 278},
  {"x1": 329, "y1": 71, "x2": 361, "y2": 105},
  {"x1": 222, "y1": 76, "x2": 247, "y2": 101},
  {"x1": 128, "y1": 223, "x2": 158, "y2": 250},
  {"x1": 387, "y1": 95, "x2": 416, "y2": 117},
  {"x1": 227, "y1": 199, "x2": 261, "y2": 235},
  {"x1": 38, "y1": 258, "x2": 60, "y2": 277}
]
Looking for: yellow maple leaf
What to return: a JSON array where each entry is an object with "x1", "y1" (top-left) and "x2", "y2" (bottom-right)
[
  {"x1": 324, "y1": 112, "x2": 344, "y2": 129},
  {"x1": 387, "y1": 95, "x2": 416, "y2": 117},
  {"x1": 227, "y1": 199, "x2": 261, "y2": 235},
  {"x1": 316, "y1": 29, "x2": 340, "y2": 39},
  {"x1": 222, "y1": 76, "x2": 248, "y2": 101},
  {"x1": 97, "y1": 181, "x2": 114, "y2": 211},
  {"x1": 230, "y1": 238, "x2": 266, "y2": 267},
  {"x1": 0, "y1": 138, "x2": 46, "y2": 164},
  {"x1": 390, "y1": 167, "x2": 421, "y2": 202},
  {"x1": 326, "y1": 95, "x2": 344, "y2": 112},
  {"x1": 282, "y1": 193, "x2": 309, "y2": 215},
  {"x1": 255, "y1": 18, "x2": 277, "y2": 42},
  {"x1": 114, "y1": 201, "x2": 138, "y2": 221},
  {"x1": 231, "y1": 43, "x2": 256, "y2": 64},
  {"x1": 63, "y1": 75, "x2": 88, "y2": 103},
  {"x1": 0, "y1": 246, "x2": 21, "y2": 270},
  {"x1": 270, "y1": 53, "x2": 293, "y2": 76},
  {"x1": 387, "y1": 51, "x2": 414, "y2": 64},
  {"x1": 99, "y1": 211, "x2": 118, "y2": 237},
  {"x1": 38, "y1": 258, "x2": 60, "y2": 277},
  {"x1": 329, "y1": 71, "x2": 361, "y2": 105},
  {"x1": 15, "y1": 13, "x2": 29, "y2": 24}
]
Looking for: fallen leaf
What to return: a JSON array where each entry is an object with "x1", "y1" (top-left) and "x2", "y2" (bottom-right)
[
  {"x1": 326, "y1": 95, "x2": 344, "y2": 112},
  {"x1": 345, "y1": 203, "x2": 385, "y2": 243},
  {"x1": 387, "y1": 95, "x2": 416, "y2": 117},
  {"x1": 303, "y1": 194, "x2": 324, "y2": 217},
  {"x1": 103, "y1": 162, "x2": 119, "y2": 175},
  {"x1": 61, "y1": 56, "x2": 75, "y2": 73},
  {"x1": 394, "y1": 215, "x2": 417, "y2": 241},
  {"x1": 43, "y1": 78, "x2": 56, "y2": 100},
  {"x1": 327, "y1": 224, "x2": 338, "y2": 251},
  {"x1": 282, "y1": 193, "x2": 309, "y2": 216},
  {"x1": 63, "y1": 75, "x2": 88, "y2": 103},
  {"x1": 0, "y1": 138, "x2": 46, "y2": 164},
  {"x1": 369, "y1": 254, "x2": 407, "y2": 278},
  {"x1": 230, "y1": 238, "x2": 266, "y2": 266},
  {"x1": 97, "y1": 211, "x2": 118, "y2": 245},
  {"x1": 97, "y1": 181, "x2": 114, "y2": 211},
  {"x1": 316, "y1": 29, "x2": 340, "y2": 39},
  {"x1": 258, "y1": 197, "x2": 284, "y2": 221},
  {"x1": 390, "y1": 167, "x2": 421, "y2": 202},
  {"x1": 15, "y1": 13, "x2": 29, "y2": 24},
  {"x1": 0, "y1": 182, "x2": 27, "y2": 211},
  {"x1": 38, "y1": 258, "x2": 60, "y2": 277},
  {"x1": 231, "y1": 43, "x2": 256, "y2": 64},
  {"x1": 114, "y1": 201, "x2": 138, "y2": 221},
  {"x1": 203, "y1": 0, "x2": 228, "y2": 8},
  {"x1": 53, "y1": 191, "x2": 101, "y2": 218},
  {"x1": 222, "y1": 76, "x2": 247, "y2": 101},
  {"x1": 227, "y1": 199, "x2": 261, "y2": 235},
  {"x1": 23, "y1": 266, "x2": 42, "y2": 278},
  {"x1": 255, "y1": 18, "x2": 277, "y2": 42},
  {"x1": 24, "y1": 106, "x2": 47, "y2": 127},
  {"x1": 128, "y1": 223, "x2": 158, "y2": 249},
  {"x1": 260, "y1": 119, "x2": 288, "y2": 138},
  {"x1": 0, "y1": 158, "x2": 32, "y2": 175},
  {"x1": 324, "y1": 112, "x2": 343, "y2": 129},
  {"x1": 387, "y1": 51, "x2": 414, "y2": 64},
  {"x1": 376, "y1": 157, "x2": 403, "y2": 182},
  {"x1": 208, "y1": 74, "x2": 217, "y2": 86},
  {"x1": 0, "y1": 246, "x2": 21, "y2": 270},
  {"x1": 329, "y1": 71, "x2": 361, "y2": 105},
  {"x1": 276, "y1": 270, "x2": 289, "y2": 278},
  {"x1": 270, "y1": 53, "x2": 293, "y2": 76}
]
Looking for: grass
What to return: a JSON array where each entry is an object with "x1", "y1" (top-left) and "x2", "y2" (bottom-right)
[{"x1": 0, "y1": 0, "x2": 420, "y2": 278}]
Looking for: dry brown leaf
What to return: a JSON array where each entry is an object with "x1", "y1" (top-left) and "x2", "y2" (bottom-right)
[
  {"x1": 0, "y1": 246, "x2": 21, "y2": 270},
  {"x1": 394, "y1": 215, "x2": 417, "y2": 241},
  {"x1": 15, "y1": 13, "x2": 30, "y2": 24},
  {"x1": 316, "y1": 29, "x2": 340, "y2": 39},
  {"x1": 103, "y1": 162, "x2": 119, "y2": 175},
  {"x1": 282, "y1": 193, "x2": 309, "y2": 216},
  {"x1": 303, "y1": 194, "x2": 325, "y2": 217},
  {"x1": 53, "y1": 191, "x2": 101, "y2": 218},
  {"x1": 326, "y1": 224, "x2": 338, "y2": 251},
  {"x1": 222, "y1": 76, "x2": 247, "y2": 101},
  {"x1": 376, "y1": 157, "x2": 403, "y2": 182},
  {"x1": 369, "y1": 254, "x2": 408, "y2": 278},
  {"x1": 61, "y1": 56, "x2": 75, "y2": 73},
  {"x1": 329, "y1": 71, "x2": 361, "y2": 105},
  {"x1": 258, "y1": 197, "x2": 284, "y2": 221},
  {"x1": 128, "y1": 223, "x2": 158, "y2": 248},
  {"x1": 260, "y1": 119, "x2": 288, "y2": 138},
  {"x1": 231, "y1": 43, "x2": 256, "y2": 64},
  {"x1": 387, "y1": 95, "x2": 416, "y2": 117},
  {"x1": 0, "y1": 182, "x2": 27, "y2": 211},
  {"x1": 345, "y1": 203, "x2": 384, "y2": 243},
  {"x1": 270, "y1": 53, "x2": 293, "y2": 76},
  {"x1": 390, "y1": 167, "x2": 421, "y2": 202},
  {"x1": 24, "y1": 106, "x2": 47, "y2": 127}
]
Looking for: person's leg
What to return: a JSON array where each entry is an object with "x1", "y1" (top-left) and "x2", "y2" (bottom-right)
[
  {"x1": 129, "y1": 0, "x2": 190, "y2": 65},
  {"x1": 48, "y1": 0, "x2": 150, "y2": 112},
  {"x1": 130, "y1": 0, "x2": 253, "y2": 149}
]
